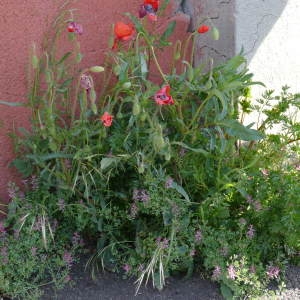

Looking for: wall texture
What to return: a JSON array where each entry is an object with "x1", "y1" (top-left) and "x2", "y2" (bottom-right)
[
  {"x1": 0, "y1": 0, "x2": 190, "y2": 204},
  {"x1": 236, "y1": 0, "x2": 299, "y2": 95}
]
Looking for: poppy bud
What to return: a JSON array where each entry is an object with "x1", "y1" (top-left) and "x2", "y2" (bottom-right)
[
  {"x1": 153, "y1": 134, "x2": 165, "y2": 152},
  {"x1": 133, "y1": 101, "x2": 141, "y2": 116},
  {"x1": 89, "y1": 66, "x2": 105, "y2": 73},
  {"x1": 122, "y1": 82, "x2": 132, "y2": 89}
]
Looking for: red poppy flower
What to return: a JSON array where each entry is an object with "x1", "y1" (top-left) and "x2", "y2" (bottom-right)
[
  {"x1": 100, "y1": 112, "x2": 114, "y2": 127},
  {"x1": 112, "y1": 22, "x2": 135, "y2": 49},
  {"x1": 144, "y1": 0, "x2": 159, "y2": 11},
  {"x1": 197, "y1": 25, "x2": 210, "y2": 34},
  {"x1": 154, "y1": 85, "x2": 174, "y2": 106}
]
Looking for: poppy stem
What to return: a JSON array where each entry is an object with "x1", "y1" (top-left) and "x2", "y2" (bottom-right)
[{"x1": 150, "y1": 46, "x2": 168, "y2": 83}]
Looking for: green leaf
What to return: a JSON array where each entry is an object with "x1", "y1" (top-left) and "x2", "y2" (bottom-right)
[
  {"x1": 100, "y1": 157, "x2": 119, "y2": 171},
  {"x1": 140, "y1": 52, "x2": 148, "y2": 77},
  {"x1": 56, "y1": 52, "x2": 72, "y2": 65},
  {"x1": 219, "y1": 119, "x2": 265, "y2": 141},
  {"x1": 11, "y1": 159, "x2": 33, "y2": 177},
  {"x1": 0, "y1": 100, "x2": 26, "y2": 107},
  {"x1": 171, "y1": 141, "x2": 209, "y2": 156},
  {"x1": 211, "y1": 27, "x2": 220, "y2": 40},
  {"x1": 160, "y1": 20, "x2": 176, "y2": 42},
  {"x1": 26, "y1": 153, "x2": 73, "y2": 162},
  {"x1": 171, "y1": 181, "x2": 190, "y2": 202},
  {"x1": 32, "y1": 55, "x2": 39, "y2": 69},
  {"x1": 220, "y1": 283, "x2": 233, "y2": 300}
]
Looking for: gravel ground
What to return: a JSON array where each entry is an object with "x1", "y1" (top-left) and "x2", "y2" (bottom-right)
[{"x1": 42, "y1": 257, "x2": 300, "y2": 300}]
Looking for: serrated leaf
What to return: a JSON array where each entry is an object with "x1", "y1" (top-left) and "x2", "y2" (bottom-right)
[
  {"x1": 171, "y1": 181, "x2": 190, "y2": 202},
  {"x1": 219, "y1": 119, "x2": 265, "y2": 141},
  {"x1": 171, "y1": 141, "x2": 209, "y2": 156}
]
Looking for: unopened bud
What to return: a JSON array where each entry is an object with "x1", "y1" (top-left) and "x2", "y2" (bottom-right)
[{"x1": 89, "y1": 66, "x2": 105, "y2": 73}]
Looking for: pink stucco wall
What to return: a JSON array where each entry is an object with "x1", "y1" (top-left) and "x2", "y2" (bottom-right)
[{"x1": 0, "y1": 0, "x2": 190, "y2": 206}]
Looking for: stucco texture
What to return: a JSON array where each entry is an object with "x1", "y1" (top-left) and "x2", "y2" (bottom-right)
[
  {"x1": 236, "y1": 0, "x2": 300, "y2": 94},
  {"x1": 0, "y1": 0, "x2": 190, "y2": 205}
]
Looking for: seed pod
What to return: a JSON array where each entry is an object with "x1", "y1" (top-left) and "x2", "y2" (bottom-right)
[
  {"x1": 89, "y1": 66, "x2": 105, "y2": 73},
  {"x1": 133, "y1": 101, "x2": 140, "y2": 116},
  {"x1": 153, "y1": 134, "x2": 165, "y2": 152},
  {"x1": 122, "y1": 82, "x2": 132, "y2": 89},
  {"x1": 211, "y1": 27, "x2": 220, "y2": 41}
]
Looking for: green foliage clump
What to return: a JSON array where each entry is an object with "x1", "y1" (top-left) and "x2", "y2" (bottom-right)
[{"x1": 1, "y1": 2, "x2": 299, "y2": 299}]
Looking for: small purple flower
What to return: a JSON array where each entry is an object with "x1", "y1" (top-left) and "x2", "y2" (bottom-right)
[
  {"x1": 31, "y1": 247, "x2": 37, "y2": 256},
  {"x1": 156, "y1": 237, "x2": 169, "y2": 249},
  {"x1": 190, "y1": 249, "x2": 196, "y2": 257},
  {"x1": 165, "y1": 177, "x2": 174, "y2": 189},
  {"x1": 130, "y1": 202, "x2": 138, "y2": 218},
  {"x1": 58, "y1": 198, "x2": 66, "y2": 211},
  {"x1": 227, "y1": 264, "x2": 237, "y2": 280},
  {"x1": 0, "y1": 246, "x2": 8, "y2": 264},
  {"x1": 266, "y1": 265, "x2": 280, "y2": 279},
  {"x1": 195, "y1": 230, "x2": 202, "y2": 243},
  {"x1": 132, "y1": 189, "x2": 149, "y2": 203},
  {"x1": 63, "y1": 251, "x2": 73, "y2": 267},
  {"x1": 261, "y1": 169, "x2": 269, "y2": 177},
  {"x1": 212, "y1": 265, "x2": 221, "y2": 280},
  {"x1": 67, "y1": 22, "x2": 83, "y2": 35},
  {"x1": 123, "y1": 264, "x2": 131, "y2": 273},
  {"x1": 80, "y1": 74, "x2": 93, "y2": 91},
  {"x1": 246, "y1": 224, "x2": 255, "y2": 239}
]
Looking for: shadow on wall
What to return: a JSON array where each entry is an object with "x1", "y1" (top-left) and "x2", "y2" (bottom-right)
[
  {"x1": 235, "y1": 0, "x2": 288, "y2": 63},
  {"x1": 176, "y1": 0, "x2": 288, "y2": 66}
]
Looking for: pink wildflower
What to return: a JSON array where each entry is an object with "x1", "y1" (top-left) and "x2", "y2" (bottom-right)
[
  {"x1": 212, "y1": 265, "x2": 222, "y2": 280},
  {"x1": 261, "y1": 169, "x2": 269, "y2": 177},
  {"x1": 123, "y1": 264, "x2": 131, "y2": 273},
  {"x1": 266, "y1": 265, "x2": 280, "y2": 279},
  {"x1": 195, "y1": 230, "x2": 202, "y2": 242},
  {"x1": 246, "y1": 224, "x2": 255, "y2": 239},
  {"x1": 227, "y1": 264, "x2": 237, "y2": 280},
  {"x1": 165, "y1": 177, "x2": 174, "y2": 188},
  {"x1": 63, "y1": 251, "x2": 73, "y2": 267}
]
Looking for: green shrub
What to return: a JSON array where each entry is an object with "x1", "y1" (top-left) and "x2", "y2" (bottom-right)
[{"x1": 1, "y1": 1, "x2": 299, "y2": 299}]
